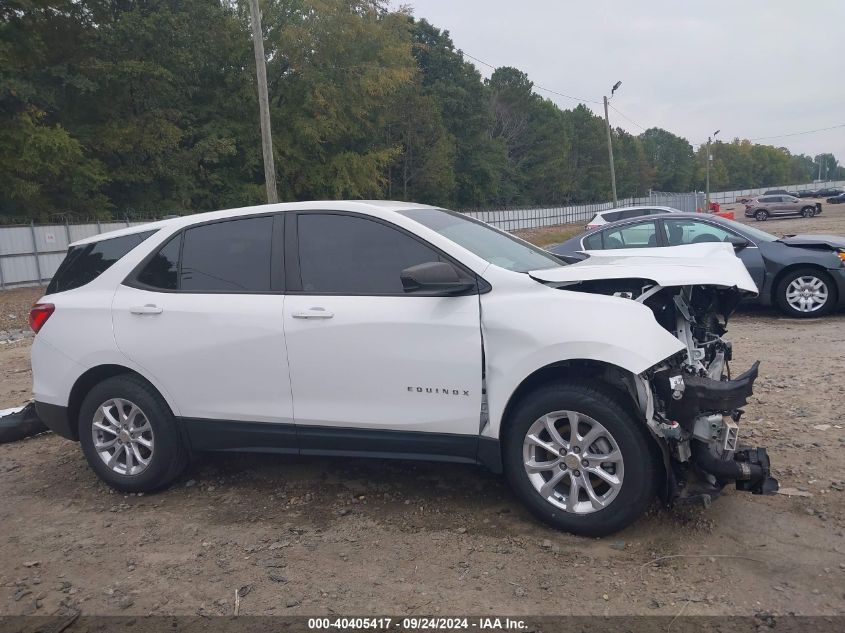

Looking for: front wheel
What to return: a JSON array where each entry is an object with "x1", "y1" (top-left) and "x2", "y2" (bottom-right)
[
  {"x1": 503, "y1": 381, "x2": 658, "y2": 536},
  {"x1": 78, "y1": 375, "x2": 188, "y2": 492},
  {"x1": 801, "y1": 206, "x2": 816, "y2": 218},
  {"x1": 775, "y1": 268, "x2": 837, "y2": 318},
  {"x1": 755, "y1": 209, "x2": 769, "y2": 221}
]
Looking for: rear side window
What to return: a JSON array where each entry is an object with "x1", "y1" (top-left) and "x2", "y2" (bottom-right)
[
  {"x1": 47, "y1": 231, "x2": 154, "y2": 294},
  {"x1": 136, "y1": 234, "x2": 181, "y2": 290},
  {"x1": 600, "y1": 211, "x2": 622, "y2": 223},
  {"x1": 180, "y1": 217, "x2": 273, "y2": 292}
]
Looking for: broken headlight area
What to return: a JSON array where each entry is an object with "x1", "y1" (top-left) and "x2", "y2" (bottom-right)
[
  {"x1": 560, "y1": 278, "x2": 778, "y2": 502},
  {"x1": 639, "y1": 285, "x2": 778, "y2": 503}
]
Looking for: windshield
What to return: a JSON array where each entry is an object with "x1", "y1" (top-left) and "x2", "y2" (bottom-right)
[
  {"x1": 719, "y1": 217, "x2": 778, "y2": 242},
  {"x1": 398, "y1": 208, "x2": 562, "y2": 272}
]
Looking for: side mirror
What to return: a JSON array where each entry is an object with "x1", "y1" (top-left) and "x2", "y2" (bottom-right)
[
  {"x1": 726, "y1": 235, "x2": 750, "y2": 250},
  {"x1": 400, "y1": 261, "x2": 476, "y2": 295}
]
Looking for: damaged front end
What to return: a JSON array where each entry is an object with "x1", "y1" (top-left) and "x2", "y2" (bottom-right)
[
  {"x1": 638, "y1": 284, "x2": 779, "y2": 503},
  {"x1": 530, "y1": 243, "x2": 778, "y2": 504}
]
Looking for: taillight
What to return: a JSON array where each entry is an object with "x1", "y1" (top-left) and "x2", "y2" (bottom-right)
[{"x1": 29, "y1": 303, "x2": 55, "y2": 334}]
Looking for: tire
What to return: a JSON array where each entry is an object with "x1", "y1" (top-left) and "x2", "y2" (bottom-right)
[
  {"x1": 775, "y1": 267, "x2": 838, "y2": 318},
  {"x1": 78, "y1": 374, "x2": 188, "y2": 492},
  {"x1": 502, "y1": 381, "x2": 659, "y2": 536},
  {"x1": 801, "y1": 206, "x2": 816, "y2": 218},
  {"x1": 754, "y1": 209, "x2": 769, "y2": 221}
]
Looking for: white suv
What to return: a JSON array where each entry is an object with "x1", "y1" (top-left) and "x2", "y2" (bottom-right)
[
  {"x1": 30, "y1": 201, "x2": 777, "y2": 536},
  {"x1": 585, "y1": 205, "x2": 684, "y2": 230}
]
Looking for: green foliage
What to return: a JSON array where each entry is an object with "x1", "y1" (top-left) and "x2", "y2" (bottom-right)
[{"x1": 0, "y1": 0, "x2": 840, "y2": 221}]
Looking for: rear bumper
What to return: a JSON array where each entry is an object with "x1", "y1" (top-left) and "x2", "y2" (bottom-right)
[{"x1": 34, "y1": 401, "x2": 76, "y2": 440}]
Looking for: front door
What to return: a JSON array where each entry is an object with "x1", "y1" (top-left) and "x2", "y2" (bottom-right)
[
  {"x1": 283, "y1": 212, "x2": 482, "y2": 457},
  {"x1": 661, "y1": 218, "x2": 766, "y2": 289},
  {"x1": 112, "y1": 215, "x2": 295, "y2": 449}
]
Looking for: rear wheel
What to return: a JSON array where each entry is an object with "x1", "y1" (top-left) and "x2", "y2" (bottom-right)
[
  {"x1": 775, "y1": 268, "x2": 837, "y2": 318},
  {"x1": 503, "y1": 381, "x2": 658, "y2": 536},
  {"x1": 801, "y1": 206, "x2": 816, "y2": 218},
  {"x1": 755, "y1": 209, "x2": 769, "y2": 221},
  {"x1": 78, "y1": 375, "x2": 188, "y2": 492}
]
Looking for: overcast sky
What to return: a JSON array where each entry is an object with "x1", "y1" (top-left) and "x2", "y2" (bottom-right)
[{"x1": 398, "y1": 0, "x2": 844, "y2": 165}]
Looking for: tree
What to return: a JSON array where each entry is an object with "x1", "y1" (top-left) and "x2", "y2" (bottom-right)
[{"x1": 639, "y1": 128, "x2": 694, "y2": 192}]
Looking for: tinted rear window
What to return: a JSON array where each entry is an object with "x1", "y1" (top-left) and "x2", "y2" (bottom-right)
[{"x1": 47, "y1": 231, "x2": 155, "y2": 294}]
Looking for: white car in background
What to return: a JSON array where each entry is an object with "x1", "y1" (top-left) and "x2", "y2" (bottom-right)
[
  {"x1": 586, "y1": 205, "x2": 684, "y2": 230},
  {"x1": 29, "y1": 201, "x2": 776, "y2": 536}
]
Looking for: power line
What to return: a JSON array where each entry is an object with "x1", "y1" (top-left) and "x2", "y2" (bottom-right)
[
  {"x1": 608, "y1": 104, "x2": 647, "y2": 131},
  {"x1": 461, "y1": 51, "x2": 601, "y2": 105},
  {"x1": 462, "y1": 50, "x2": 843, "y2": 146},
  {"x1": 748, "y1": 123, "x2": 845, "y2": 142}
]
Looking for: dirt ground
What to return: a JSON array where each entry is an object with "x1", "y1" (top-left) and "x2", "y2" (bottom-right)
[{"x1": 1, "y1": 204, "x2": 844, "y2": 618}]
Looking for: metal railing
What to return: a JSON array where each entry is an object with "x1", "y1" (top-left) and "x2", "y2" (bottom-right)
[
  {"x1": 462, "y1": 191, "x2": 704, "y2": 232},
  {"x1": 0, "y1": 188, "x2": 750, "y2": 290}
]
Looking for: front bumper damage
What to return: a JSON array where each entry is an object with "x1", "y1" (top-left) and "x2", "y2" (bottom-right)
[{"x1": 646, "y1": 361, "x2": 778, "y2": 504}]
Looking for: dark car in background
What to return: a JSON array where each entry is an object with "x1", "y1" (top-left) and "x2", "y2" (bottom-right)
[
  {"x1": 549, "y1": 213, "x2": 845, "y2": 318},
  {"x1": 828, "y1": 192, "x2": 845, "y2": 204},
  {"x1": 814, "y1": 187, "x2": 844, "y2": 199}
]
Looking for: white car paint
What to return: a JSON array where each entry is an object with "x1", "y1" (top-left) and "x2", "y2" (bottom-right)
[
  {"x1": 532, "y1": 243, "x2": 759, "y2": 295},
  {"x1": 31, "y1": 200, "x2": 750, "y2": 446}
]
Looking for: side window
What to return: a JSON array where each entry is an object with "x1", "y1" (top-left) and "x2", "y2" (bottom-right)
[
  {"x1": 582, "y1": 232, "x2": 603, "y2": 250},
  {"x1": 616, "y1": 209, "x2": 640, "y2": 221},
  {"x1": 602, "y1": 221, "x2": 659, "y2": 249},
  {"x1": 600, "y1": 211, "x2": 622, "y2": 223},
  {"x1": 136, "y1": 234, "x2": 181, "y2": 290},
  {"x1": 663, "y1": 220, "x2": 734, "y2": 246},
  {"x1": 297, "y1": 214, "x2": 444, "y2": 294},
  {"x1": 180, "y1": 217, "x2": 273, "y2": 292}
]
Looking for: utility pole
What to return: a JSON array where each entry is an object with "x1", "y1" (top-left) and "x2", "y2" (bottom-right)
[
  {"x1": 705, "y1": 129, "x2": 719, "y2": 212},
  {"x1": 603, "y1": 81, "x2": 621, "y2": 207},
  {"x1": 247, "y1": 0, "x2": 278, "y2": 203}
]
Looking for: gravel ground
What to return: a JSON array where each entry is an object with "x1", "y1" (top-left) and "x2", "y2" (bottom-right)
[{"x1": 0, "y1": 204, "x2": 844, "y2": 617}]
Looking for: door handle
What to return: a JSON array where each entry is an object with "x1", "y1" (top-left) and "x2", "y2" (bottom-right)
[
  {"x1": 130, "y1": 304, "x2": 163, "y2": 315},
  {"x1": 292, "y1": 307, "x2": 334, "y2": 319}
]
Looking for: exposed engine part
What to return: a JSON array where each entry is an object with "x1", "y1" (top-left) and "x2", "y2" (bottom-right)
[
  {"x1": 691, "y1": 441, "x2": 778, "y2": 495},
  {"x1": 562, "y1": 278, "x2": 778, "y2": 502}
]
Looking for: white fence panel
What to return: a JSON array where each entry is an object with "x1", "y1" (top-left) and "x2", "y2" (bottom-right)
[{"x1": 0, "y1": 220, "x2": 158, "y2": 289}]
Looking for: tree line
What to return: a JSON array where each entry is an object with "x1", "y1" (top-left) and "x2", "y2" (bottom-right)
[{"x1": 2, "y1": 0, "x2": 842, "y2": 222}]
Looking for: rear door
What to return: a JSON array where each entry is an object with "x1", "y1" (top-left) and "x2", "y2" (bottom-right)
[
  {"x1": 595, "y1": 220, "x2": 661, "y2": 249},
  {"x1": 112, "y1": 215, "x2": 295, "y2": 447},
  {"x1": 283, "y1": 212, "x2": 483, "y2": 454}
]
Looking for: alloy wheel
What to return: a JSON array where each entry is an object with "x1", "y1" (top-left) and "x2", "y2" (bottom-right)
[
  {"x1": 522, "y1": 410, "x2": 624, "y2": 514},
  {"x1": 91, "y1": 398, "x2": 155, "y2": 476}
]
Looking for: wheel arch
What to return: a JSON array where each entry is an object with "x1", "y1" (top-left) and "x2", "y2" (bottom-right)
[
  {"x1": 67, "y1": 364, "x2": 169, "y2": 440},
  {"x1": 496, "y1": 359, "x2": 643, "y2": 442}
]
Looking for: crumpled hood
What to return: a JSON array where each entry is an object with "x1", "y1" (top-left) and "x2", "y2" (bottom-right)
[
  {"x1": 530, "y1": 242, "x2": 758, "y2": 295},
  {"x1": 780, "y1": 234, "x2": 845, "y2": 250}
]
